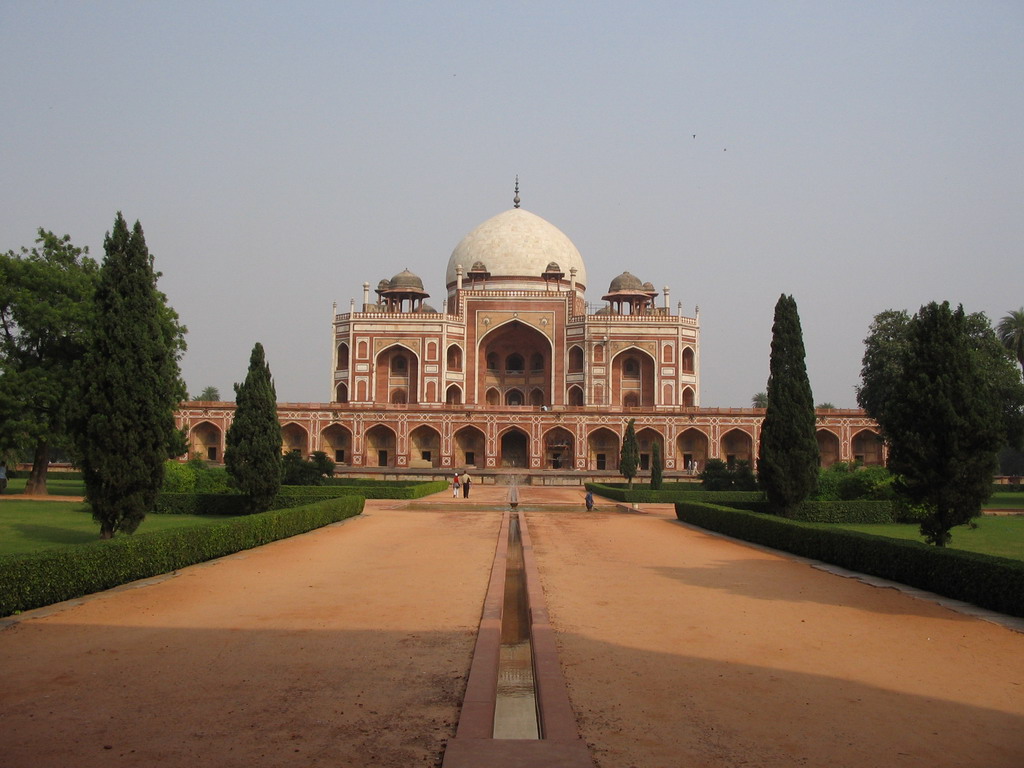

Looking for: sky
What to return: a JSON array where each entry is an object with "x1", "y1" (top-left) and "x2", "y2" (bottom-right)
[{"x1": 2, "y1": 1, "x2": 1022, "y2": 408}]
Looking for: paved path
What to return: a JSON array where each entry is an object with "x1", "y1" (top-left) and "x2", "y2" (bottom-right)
[{"x1": 2, "y1": 485, "x2": 1022, "y2": 767}]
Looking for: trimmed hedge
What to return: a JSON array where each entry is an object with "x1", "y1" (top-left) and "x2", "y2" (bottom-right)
[
  {"x1": 587, "y1": 482, "x2": 764, "y2": 505},
  {"x1": 787, "y1": 500, "x2": 894, "y2": 524},
  {"x1": 0, "y1": 496, "x2": 364, "y2": 617},
  {"x1": 153, "y1": 480, "x2": 449, "y2": 514},
  {"x1": 675, "y1": 502, "x2": 1024, "y2": 618}
]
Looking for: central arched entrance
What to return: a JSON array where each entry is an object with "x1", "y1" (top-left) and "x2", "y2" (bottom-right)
[
  {"x1": 500, "y1": 428, "x2": 529, "y2": 468},
  {"x1": 478, "y1": 320, "x2": 552, "y2": 406}
]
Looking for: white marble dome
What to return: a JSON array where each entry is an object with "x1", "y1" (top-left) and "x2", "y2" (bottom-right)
[{"x1": 446, "y1": 208, "x2": 587, "y2": 289}]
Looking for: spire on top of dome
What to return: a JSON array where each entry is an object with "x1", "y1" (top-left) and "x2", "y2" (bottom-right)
[{"x1": 513, "y1": 175, "x2": 520, "y2": 209}]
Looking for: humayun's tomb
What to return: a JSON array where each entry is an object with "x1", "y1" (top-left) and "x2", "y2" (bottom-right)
[{"x1": 175, "y1": 188, "x2": 883, "y2": 481}]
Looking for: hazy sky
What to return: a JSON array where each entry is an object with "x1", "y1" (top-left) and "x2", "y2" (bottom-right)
[{"x1": 2, "y1": 2, "x2": 1021, "y2": 407}]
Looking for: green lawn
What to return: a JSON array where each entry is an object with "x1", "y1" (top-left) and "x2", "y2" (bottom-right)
[
  {"x1": 986, "y1": 491, "x2": 1024, "y2": 510},
  {"x1": 3, "y1": 475, "x2": 86, "y2": 497},
  {"x1": 835, "y1": 516, "x2": 1024, "y2": 562},
  {"x1": 0, "y1": 501, "x2": 232, "y2": 556}
]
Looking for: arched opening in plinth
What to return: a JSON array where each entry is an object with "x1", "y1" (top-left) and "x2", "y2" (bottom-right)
[
  {"x1": 500, "y1": 428, "x2": 530, "y2": 468},
  {"x1": 454, "y1": 425, "x2": 485, "y2": 468},
  {"x1": 816, "y1": 429, "x2": 841, "y2": 467},
  {"x1": 409, "y1": 425, "x2": 441, "y2": 468},
  {"x1": 281, "y1": 423, "x2": 309, "y2": 456},
  {"x1": 321, "y1": 424, "x2": 352, "y2": 465},
  {"x1": 852, "y1": 429, "x2": 884, "y2": 466},
  {"x1": 189, "y1": 421, "x2": 222, "y2": 462},
  {"x1": 365, "y1": 424, "x2": 396, "y2": 467},
  {"x1": 543, "y1": 427, "x2": 574, "y2": 469},
  {"x1": 676, "y1": 427, "x2": 709, "y2": 473},
  {"x1": 635, "y1": 427, "x2": 664, "y2": 472},
  {"x1": 587, "y1": 427, "x2": 619, "y2": 471},
  {"x1": 721, "y1": 428, "x2": 753, "y2": 469}
]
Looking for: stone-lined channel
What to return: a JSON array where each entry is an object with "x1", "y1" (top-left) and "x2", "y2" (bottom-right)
[{"x1": 442, "y1": 510, "x2": 594, "y2": 768}]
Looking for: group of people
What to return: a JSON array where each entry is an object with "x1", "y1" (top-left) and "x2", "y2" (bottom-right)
[{"x1": 451, "y1": 470, "x2": 473, "y2": 498}]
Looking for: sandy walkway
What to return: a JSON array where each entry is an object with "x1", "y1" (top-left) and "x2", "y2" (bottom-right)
[
  {"x1": 2, "y1": 486, "x2": 1022, "y2": 767},
  {"x1": 0, "y1": 503, "x2": 501, "y2": 768},
  {"x1": 526, "y1": 503, "x2": 1024, "y2": 768}
]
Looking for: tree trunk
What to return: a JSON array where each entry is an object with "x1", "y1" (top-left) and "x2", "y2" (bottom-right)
[{"x1": 25, "y1": 441, "x2": 50, "y2": 495}]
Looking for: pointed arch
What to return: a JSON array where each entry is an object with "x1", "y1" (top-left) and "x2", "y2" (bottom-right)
[
  {"x1": 189, "y1": 421, "x2": 222, "y2": 462},
  {"x1": 720, "y1": 428, "x2": 753, "y2": 468},
  {"x1": 816, "y1": 429, "x2": 841, "y2": 467},
  {"x1": 409, "y1": 424, "x2": 441, "y2": 467},
  {"x1": 281, "y1": 422, "x2": 309, "y2": 456},
  {"x1": 321, "y1": 424, "x2": 352, "y2": 465},
  {"x1": 587, "y1": 427, "x2": 619, "y2": 471},
  {"x1": 364, "y1": 424, "x2": 396, "y2": 467},
  {"x1": 611, "y1": 347, "x2": 656, "y2": 407}
]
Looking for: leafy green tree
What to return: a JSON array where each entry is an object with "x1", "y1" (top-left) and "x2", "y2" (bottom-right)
[
  {"x1": 280, "y1": 450, "x2": 336, "y2": 485},
  {"x1": 758, "y1": 294, "x2": 819, "y2": 513},
  {"x1": 816, "y1": 402, "x2": 836, "y2": 410},
  {"x1": 996, "y1": 308, "x2": 1024, "y2": 376},
  {"x1": 225, "y1": 342, "x2": 281, "y2": 512},
  {"x1": 650, "y1": 441, "x2": 663, "y2": 490},
  {"x1": 619, "y1": 418, "x2": 639, "y2": 488},
  {"x1": 194, "y1": 386, "x2": 221, "y2": 401},
  {"x1": 73, "y1": 214, "x2": 187, "y2": 538},
  {"x1": 860, "y1": 309, "x2": 1024, "y2": 449},
  {"x1": 700, "y1": 458, "x2": 733, "y2": 491},
  {"x1": 733, "y1": 459, "x2": 758, "y2": 491},
  {"x1": 0, "y1": 231, "x2": 99, "y2": 494},
  {"x1": 869, "y1": 302, "x2": 1010, "y2": 545},
  {"x1": 310, "y1": 450, "x2": 335, "y2": 479},
  {"x1": 751, "y1": 391, "x2": 768, "y2": 408}
]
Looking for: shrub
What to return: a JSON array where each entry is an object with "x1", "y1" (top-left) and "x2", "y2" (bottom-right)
[
  {"x1": 162, "y1": 460, "x2": 196, "y2": 493},
  {"x1": 675, "y1": 501, "x2": 1024, "y2": 617},
  {"x1": 787, "y1": 500, "x2": 893, "y2": 524},
  {"x1": 0, "y1": 496, "x2": 364, "y2": 617}
]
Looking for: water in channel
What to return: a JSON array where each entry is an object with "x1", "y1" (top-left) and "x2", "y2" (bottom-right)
[{"x1": 492, "y1": 513, "x2": 540, "y2": 739}]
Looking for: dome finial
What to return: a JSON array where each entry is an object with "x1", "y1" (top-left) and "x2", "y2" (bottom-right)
[{"x1": 513, "y1": 175, "x2": 520, "y2": 208}]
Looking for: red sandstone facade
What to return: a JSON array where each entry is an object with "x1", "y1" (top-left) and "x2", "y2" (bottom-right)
[{"x1": 176, "y1": 201, "x2": 883, "y2": 476}]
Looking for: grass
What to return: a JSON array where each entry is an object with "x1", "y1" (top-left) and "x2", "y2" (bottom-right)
[
  {"x1": 4, "y1": 476, "x2": 86, "y2": 496},
  {"x1": 835, "y1": 515, "x2": 1024, "y2": 562},
  {"x1": 986, "y1": 491, "x2": 1024, "y2": 510},
  {"x1": 0, "y1": 501, "x2": 233, "y2": 556}
]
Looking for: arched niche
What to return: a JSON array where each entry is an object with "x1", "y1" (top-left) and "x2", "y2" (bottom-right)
[
  {"x1": 321, "y1": 424, "x2": 352, "y2": 465},
  {"x1": 365, "y1": 424, "x2": 396, "y2": 467}
]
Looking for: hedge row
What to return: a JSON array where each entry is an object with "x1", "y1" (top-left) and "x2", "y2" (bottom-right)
[
  {"x1": 587, "y1": 482, "x2": 764, "y2": 505},
  {"x1": 153, "y1": 480, "x2": 450, "y2": 514},
  {"x1": 0, "y1": 496, "x2": 364, "y2": 617},
  {"x1": 787, "y1": 500, "x2": 894, "y2": 524},
  {"x1": 675, "y1": 502, "x2": 1024, "y2": 618}
]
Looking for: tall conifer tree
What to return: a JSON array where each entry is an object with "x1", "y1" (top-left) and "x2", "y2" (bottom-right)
[
  {"x1": 74, "y1": 214, "x2": 185, "y2": 538},
  {"x1": 758, "y1": 294, "x2": 819, "y2": 513},
  {"x1": 620, "y1": 418, "x2": 639, "y2": 488},
  {"x1": 650, "y1": 440, "x2": 663, "y2": 490},
  {"x1": 225, "y1": 342, "x2": 281, "y2": 513}
]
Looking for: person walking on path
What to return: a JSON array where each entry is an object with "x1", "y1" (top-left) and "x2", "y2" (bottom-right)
[
  {"x1": 585, "y1": 490, "x2": 594, "y2": 511},
  {"x1": 0, "y1": 461, "x2": 7, "y2": 494},
  {"x1": 451, "y1": 473, "x2": 460, "y2": 498},
  {"x1": 461, "y1": 471, "x2": 472, "y2": 498}
]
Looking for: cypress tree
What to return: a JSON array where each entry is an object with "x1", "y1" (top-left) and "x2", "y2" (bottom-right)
[
  {"x1": 225, "y1": 342, "x2": 281, "y2": 513},
  {"x1": 74, "y1": 214, "x2": 185, "y2": 538},
  {"x1": 650, "y1": 440, "x2": 663, "y2": 490},
  {"x1": 758, "y1": 294, "x2": 819, "y2": 513},
  {"x1": 620, "y1": 418, "x2": 639, "y2": 488}
]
